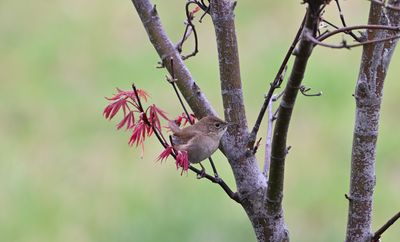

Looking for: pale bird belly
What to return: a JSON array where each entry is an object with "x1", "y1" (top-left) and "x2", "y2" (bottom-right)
[{"x1": 188, "y1": 139, "x2": 219, "y2": 163}]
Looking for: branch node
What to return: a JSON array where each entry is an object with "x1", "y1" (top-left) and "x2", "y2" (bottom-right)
[
  {"x1": 292, "y1": 47, "x2": 300, "y2": 56},
  {"x1": 156, "y1": 61, "x2": 165, "y2": 69},
  {"x1": 245, "y1": 148, "x2": 253, "y2": 158},
  {"x1": 358, "y1": 31, "x2": 368, "y2": 42},
  {"x1": 285, "y1": 146, "x2": 292, "y2": 155},
  {"x1": 232, "y1": 1, "x2": 237, "y2": 11},
  {"x1": 166, "y1": 75, "x2": 177, "y2": 84},
  {"x1": 300, "y1": 85, "x2": 323, "y2": 97},
  {"x1": 345, "y1": 193, "x2": 352, "y2": 201},
  {"x1": 341, "y1": 38, "x2": 350, "y2": 49},
  {"x1": 252, "y1": 137, "x2": 262, "y2": 154},
  {"x1": 151, "y1": 4, "x2": 157, "y2": 16}
]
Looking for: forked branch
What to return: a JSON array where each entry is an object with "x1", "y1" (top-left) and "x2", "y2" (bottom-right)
[
  {"x1": 166, "y1": 57, "x2": 220, "y2": 177},
  {"x1": 131, "y1": 0, "x2": 217, "y2": 119},
  {"x1": 265, "y1": 2, "x2": 326, "y2": 239},
  {"x1": 131, "y1": 0, "x2": 239, "y2": 203},
  {"x1": 133, "y1": 84, "x2": 240, "y2": 203}
]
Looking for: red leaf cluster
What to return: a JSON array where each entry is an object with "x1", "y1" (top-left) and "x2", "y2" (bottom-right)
[
  {"x1": 156, "y1": 145, "x2": 174, "y2": 162},
  {"x1": 156, "y1": 146, "x2": 190, "y2": 174},
  {"x1": 103, "y1": 87, "x2": 167, "y2": 150},
  {"x1": 176, "y1": 150, "x2": 189, "y2": 174},
  {"x1": 174, "y1": 113, "x2": 196, "y2": 127},
  {"x1": 104, "y1": 86, "x2": 191, "y2": 175}
]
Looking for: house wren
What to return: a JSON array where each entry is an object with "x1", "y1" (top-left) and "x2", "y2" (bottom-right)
[{"x1": 169, "y1": 115, "x2": 228, "y2": 163}]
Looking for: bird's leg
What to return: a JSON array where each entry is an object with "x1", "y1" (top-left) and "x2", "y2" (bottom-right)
[
  {"x1": 196, "y1": 162, "x2": 206, "y2": 179},
  {"x1": 208, "y1": 157, "x2": 219, "y2": 178}
]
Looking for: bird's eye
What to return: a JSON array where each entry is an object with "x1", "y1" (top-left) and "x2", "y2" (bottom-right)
[{"x1": 215, "y1": 123, "x2": 221, "y2": 128}]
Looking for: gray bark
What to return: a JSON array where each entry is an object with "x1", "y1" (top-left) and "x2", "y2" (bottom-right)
[
  {"x1": 129, "y1": 0, "x2": 400, "y2": 241},
  {"x1": 131, "y1": 0, "x2": 217, "y2": 118},
  {"x1": 345, "y1": 1, "x2": 400, "y2": 241}
]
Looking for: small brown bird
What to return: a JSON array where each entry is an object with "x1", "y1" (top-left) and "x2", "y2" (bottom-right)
[{"x1": 169, "y1": 115, "x2": 228, "y2": 163}]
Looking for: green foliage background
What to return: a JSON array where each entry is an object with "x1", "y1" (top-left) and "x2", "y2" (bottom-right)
[{"x1": 1, "y1": 1, "x2": 399, "y2": 241}]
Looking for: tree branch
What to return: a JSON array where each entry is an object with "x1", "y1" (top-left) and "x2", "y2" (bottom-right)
[
  {"x1": 181, "y1": 1, "x2": 200, "y2": 60},
  {"x1": 265, "y1": 2, "x2": 325, "y2": 240},
  {"x1": 166, "y1": 58, "x2": 192, "y2": 123},
  {"x1": 334, "y1": 0, "x2": 361, "y2": 41},
  {"x1": 134, "y1": 83, "x2": 240, "y2": 203},
  {"x1": 372, "y1": 211, "x2": 400, "y2": 242},
  {"x1": 209, "y1": 2, "x2": 272, "y2": 242},
  {"x1": 166, "y1": 57, "x2": 220, "y2": 177},
  {"x1": 131, "y1": 0, "x2": 217, "y2": 119},
  {"x1": 317, "y1": 24, "x2": 400, "y2": 42},
  {"x1": 308, "y1": 32, "x2": 400, "y2": 49},
  {"x1": 345, "y1": 1, "x2": 400, "y2": 241},
  {"x1": 210, "y1": 0, "x2": 249, "y2": 157},
  {"x1": 131, "y1": 0, "x2": 241, "y2": 204},
  {"x1": 263, "y1": 96, "x2": 274, "y2": 177}
]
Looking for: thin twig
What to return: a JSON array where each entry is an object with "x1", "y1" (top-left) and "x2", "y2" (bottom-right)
[
  {"x1": 169, "y1": 134, "x2": 236, "y2": 202},
  {"x1": 168, "y1": 57, "x2": 218, "y2": 176},
  {"x1": 263, "y1": 91, "x2": 283, "y2": 177},
  {"x1": 309, "y1": 32, "x2": 400, "y2": 49},
  {"x1": 176, "y1": 23, "x2": 193, "y2": 53},
  {"x1": 134, "y1": 84, "x2": 238, "y2": 202},
  {"x1": 181, "y1": 1, "x2": 199, "y2": 60},
  {"x1": 198, "y1": 0, "x2": 210, "y2": 22},
  {"x1": 372, "y1": 211, "x2": 400, "y2": 242},
  {"x1": 131, "y1": 0, "x2": 240, "y2": 203},
  {"x1": 317, "y1": 24, "x2": 400, "y2": 41},
  {"x1": 334, "y1": 0, "x2": 361, "y2": 41},
  {"x1": 131, "y1": 0, "x2": 217, "y2": 118},
  {"x1": 167, "y1": 58, "x2": 192, "y2": 121},
  {"x1": 167, "y1": 58, "x2": 220, "y2": 177},
  {"x1": 321, "y1": 18, "x2": 340, "y2": 29},
  {"x1": 248, "y1": 13, "x2": 306, "y2": 147},
  {"x1": 199, "y1": 0, "x2": 210, "y2": 11},
  {"x1": 263, "y1": 96, "x2": 274, "y2": 177},
  {"x1": 132, "y1": 84, "x2": 169, "y2": 147}
]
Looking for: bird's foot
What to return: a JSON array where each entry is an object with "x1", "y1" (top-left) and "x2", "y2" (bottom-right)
[{"x1": 196, "y1": 163, "x2": 206, "y2": 179}]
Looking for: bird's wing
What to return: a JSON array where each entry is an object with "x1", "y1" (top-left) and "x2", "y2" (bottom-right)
[{"x1": 172, "y1": 129, "x2": 198, "y2": 144}]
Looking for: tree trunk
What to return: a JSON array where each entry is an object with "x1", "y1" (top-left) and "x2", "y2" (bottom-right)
[{"x1": 345, "y1": 1, "x2": 400, "y2": 241}]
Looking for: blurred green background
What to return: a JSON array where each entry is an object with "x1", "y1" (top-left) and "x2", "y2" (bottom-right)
[{"x1": 1, "y1": 1, "x2": 399, "y2": 241}]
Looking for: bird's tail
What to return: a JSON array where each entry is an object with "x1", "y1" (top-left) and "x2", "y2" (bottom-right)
[{"x1": 168, "y1": 120, "x2": 181, "y2": 134}]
